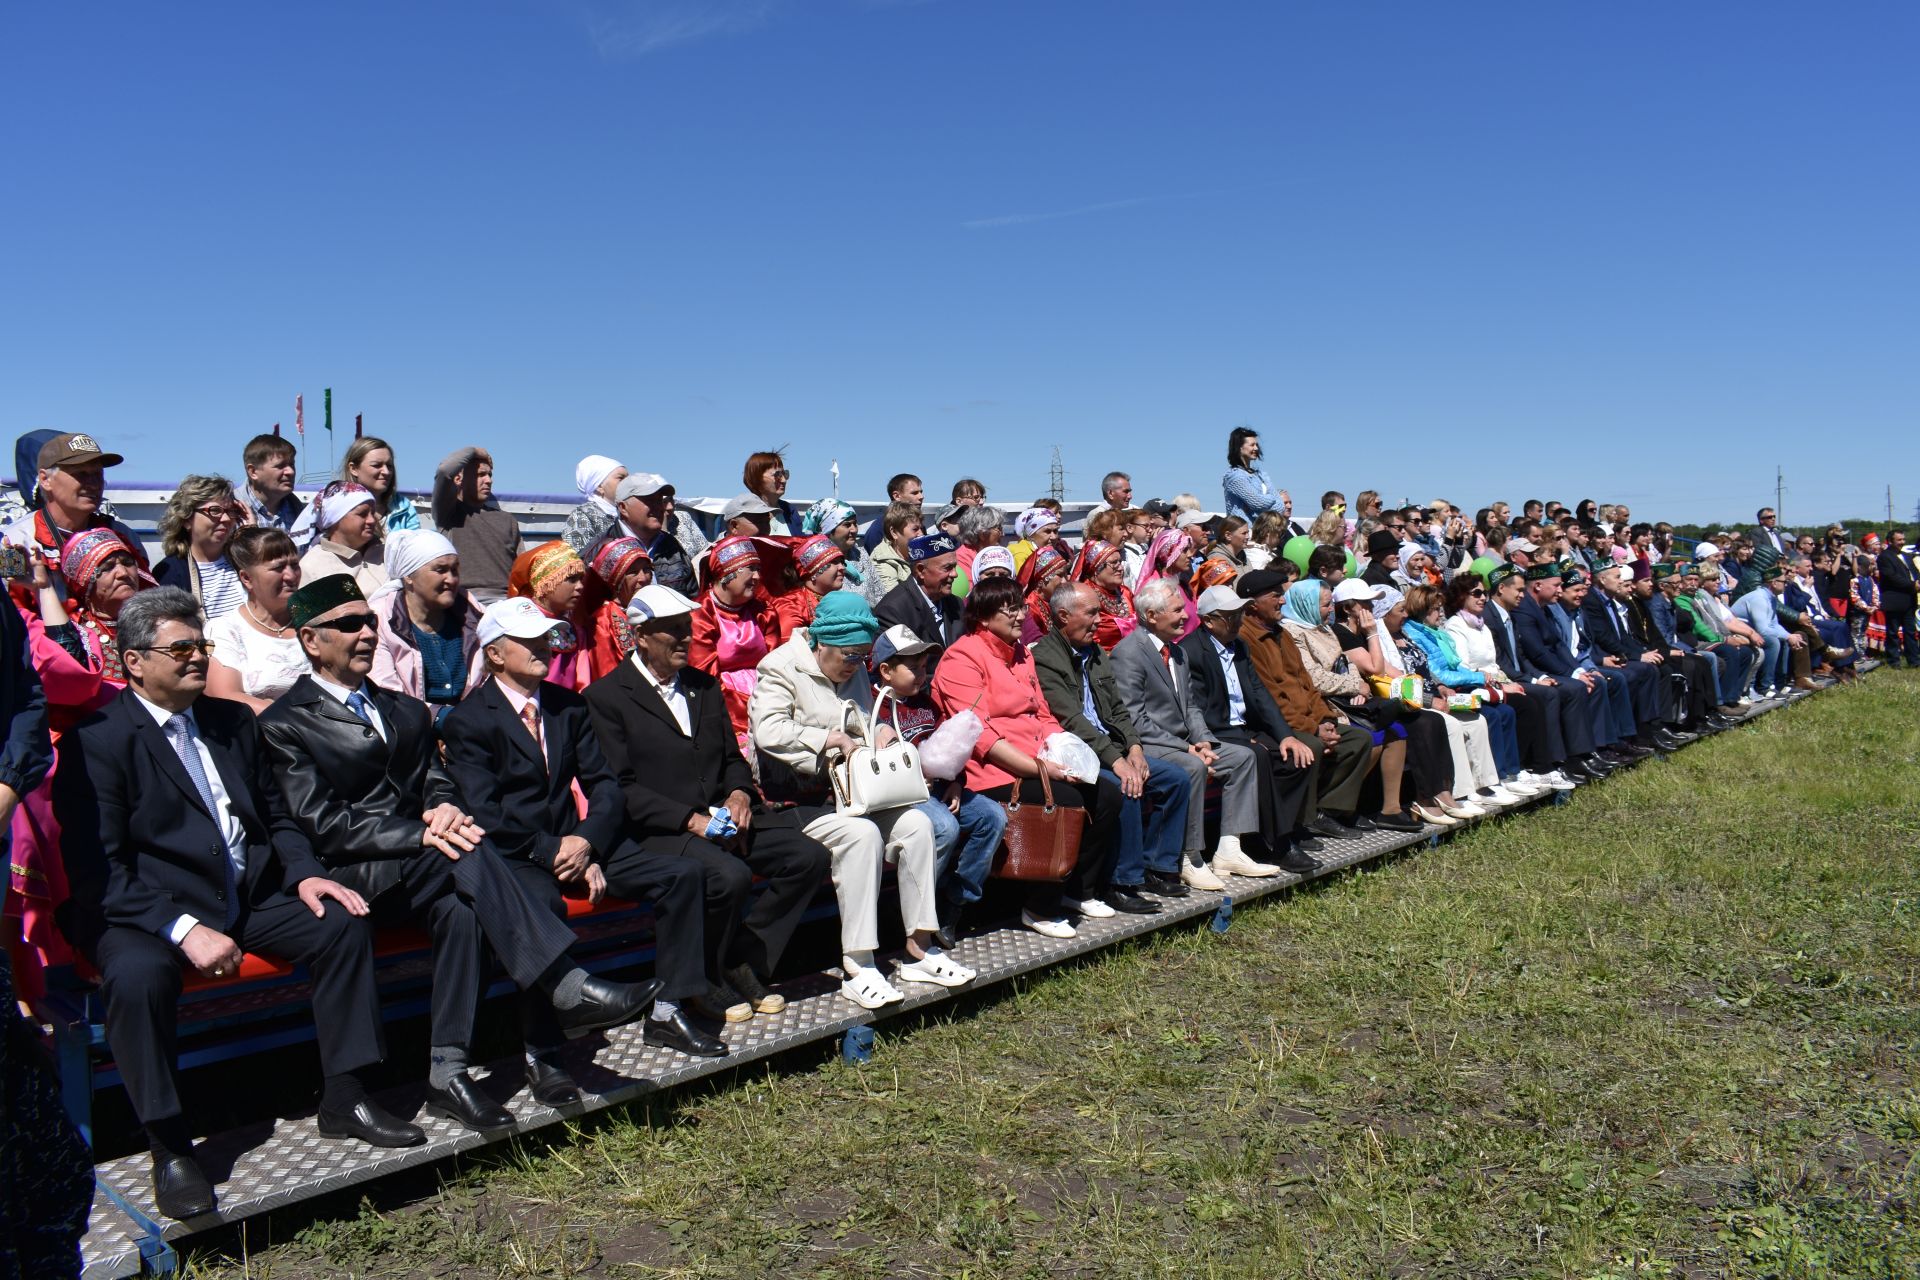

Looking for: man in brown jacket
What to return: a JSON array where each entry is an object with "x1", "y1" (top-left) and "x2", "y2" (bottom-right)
[{"x1": 1235, "y1": 571, "x2": 1398, "y2": 837}]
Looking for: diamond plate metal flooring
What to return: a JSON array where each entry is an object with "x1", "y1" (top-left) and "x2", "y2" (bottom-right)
[{"x1": 75, "y1": 682, "x2": 1847, "y2": 1277}]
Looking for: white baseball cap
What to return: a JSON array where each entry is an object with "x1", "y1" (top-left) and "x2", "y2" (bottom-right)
[
  {"x1": 477, "y1": 597, "x2": 561, "y2": 648},
  {"x1": 614, "y1": 472, "x2": 673, "y2": 502},
  {"x1": 1196, "y1": 585, "x2": 1248, "y2": 616},
  {"x1": 1175, "y1": 510, "x2": 1218, "y2": 530},
  {"x1": 1331, "y1": 579, "x2": 1387, "y2": 604},
  {"x1": 625, "y1": 583, "x2": 698, "y2": 626}
]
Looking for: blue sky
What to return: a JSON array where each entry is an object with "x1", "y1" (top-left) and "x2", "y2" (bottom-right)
[{"x1": 3, "y1": 2, "x2": 1914, "y2": 524}]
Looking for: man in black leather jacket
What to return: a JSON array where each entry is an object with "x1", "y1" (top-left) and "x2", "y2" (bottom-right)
[{"x1": 259, "y1": 576, "x2": 661, "y2": 1134}]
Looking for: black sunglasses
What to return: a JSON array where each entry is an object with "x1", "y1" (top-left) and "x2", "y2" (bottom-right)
[{"x1": 305, "y1": 613, "x2": 378, "y2": 634}]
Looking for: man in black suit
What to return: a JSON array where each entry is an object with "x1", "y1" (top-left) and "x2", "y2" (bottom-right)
[
  {"x1": 874, "y1": 533, "x2": 963, "y2": 661},
  {"x1": 1178, "y1": 586, "x2": 1320, "y2": 860},
  {"x1": 259, "y1": 576, "x2": 659, "y2": 1136},
  {"x1": 1511, "y1": 565, "x2": 1643, "y2": 771},
  {"x1": 442, "y1": 598, "x2": 725, "y2": 1063},
  {"x1": 583, "y1": 585, "x2": 830, "y2": 1012},
  {"x1": 53, "y1": 587, "x2": 395, "y2": 1220},
  {"x1": 1580, "y1": 564, "x2": 1689, "y2": 751}
]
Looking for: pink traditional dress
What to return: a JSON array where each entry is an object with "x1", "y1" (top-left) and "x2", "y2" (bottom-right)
[
  {"x1": 6, "y1": 609, "x2": 121, "y2": 1000},
  {"x1": 690, "y1": 536, "x2": 786, "y2": 747}
]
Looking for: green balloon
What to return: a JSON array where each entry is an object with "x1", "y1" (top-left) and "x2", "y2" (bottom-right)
[
  {"x1": 1470, "y1": 556, "x2": 1498, "y2": 582},
  {"x1": 1346, "y1": 549, "x2": 1359, "y2": 578},
  {"x1": 1282, "y1": 535, "x2": 1315, "y2": 574}
]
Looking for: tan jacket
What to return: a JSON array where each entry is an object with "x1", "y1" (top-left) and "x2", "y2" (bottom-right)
[
  {"x1": 747, "y1": 629, "x2": 874, "y2": 784},
  {"x1": 1280, "y1": 617, "x2": 1368, "y2": 699}
]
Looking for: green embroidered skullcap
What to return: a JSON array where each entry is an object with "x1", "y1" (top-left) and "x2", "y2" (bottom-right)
[{"x1": 289, "y1": 573, "x2": 367, "y2": 629}]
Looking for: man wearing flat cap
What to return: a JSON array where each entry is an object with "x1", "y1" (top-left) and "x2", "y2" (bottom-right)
[
  {"x1": 4, "y1": 432, "x2": 147, "y2": 603},
  {"x1": 260, "y1": 575, "x2": 663, "y2": 1137}
]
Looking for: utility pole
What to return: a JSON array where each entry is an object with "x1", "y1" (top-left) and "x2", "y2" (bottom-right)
[
  {"x1": 1775, "y1": 466, "x2": 1785, "y2": 527},
  {"x1": 1049, "y1": 446, "x2": 1065, "y2": 505},
  {"x1": 1889, "y1": 485, "x2": 1895, "y2": 524}
]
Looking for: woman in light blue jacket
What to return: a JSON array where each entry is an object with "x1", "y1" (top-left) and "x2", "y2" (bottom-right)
[{"x1": 1221, "y1": 426, "x2": 1286, "y2": 524}]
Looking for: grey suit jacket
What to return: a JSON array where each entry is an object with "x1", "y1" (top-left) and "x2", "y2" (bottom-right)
[{"x1": 1108, "y1": 627, "x2": 1215, "y2": 752}]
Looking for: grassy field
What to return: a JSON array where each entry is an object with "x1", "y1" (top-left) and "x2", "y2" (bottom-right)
[{"x1": 189, "y1": 672, "x2": 1920, "y2": 1279}]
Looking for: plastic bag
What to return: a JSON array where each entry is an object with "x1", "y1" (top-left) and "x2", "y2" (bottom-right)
[
  {"x1": 1039, "y1": 732, "x2": 1101, "y2": 783},
  {"x1": 918, "y1": 709, "x2": 983, "y2": 781}
]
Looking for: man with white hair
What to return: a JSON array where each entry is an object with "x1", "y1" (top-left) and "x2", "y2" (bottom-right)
[
  {"x1": 1099, "y1": 471, "x2": 1133, "y2": 513},
  {"x1": 1109, "y1": 577, "x2": 1276, "y2": 888}
]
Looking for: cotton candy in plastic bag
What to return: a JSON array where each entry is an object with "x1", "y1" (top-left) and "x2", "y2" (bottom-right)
[
  {"x1": 1039, "y1": 732, "x2": 1101, "y2": 782},
  {"x1": 917, "y1": 708, "x2": 983, "y2": 780}
]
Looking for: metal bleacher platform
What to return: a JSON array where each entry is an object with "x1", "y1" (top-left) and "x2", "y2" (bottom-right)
[{"x1": 65, "y1": 674, "x2": 1861, "y2": 1279}]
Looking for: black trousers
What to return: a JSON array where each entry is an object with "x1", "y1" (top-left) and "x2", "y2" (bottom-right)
[
  {"x1": 1614, "y1": 660, "x2": 1664, "y2": 730},
  {"x1": 1669, "y1": 653, "x2": 1716, "y2": 724},
  {"x1": 1502, "y1": 687, "x2": 1560, "y2": 771},
  {"x1": 331, "y1": 840, "x2": 579, "y2": 1052},
  {"x1": 1215, "y1": 728, "x2": 1313, "y2": 843},
  {"x1": 509, "y1": 841, "x2": 706, "y2": 1049},
  {"x1": 638, "y1": 810, "x2": 830, "y2": 980},
  {"x1": 90, "y1": 898, "x2": 384, "y2": 1126},
  {"x1": 1531, "y1": 676, "x2": 1597, "y2": 756},
  {"x1": 1289, "y1": 724, "x2": 1373, "y2": 823}
]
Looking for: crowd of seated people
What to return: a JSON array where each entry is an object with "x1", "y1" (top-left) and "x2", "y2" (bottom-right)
[{"x1": 0, "y1": 422, "x2": 1909, "y2": 1223}]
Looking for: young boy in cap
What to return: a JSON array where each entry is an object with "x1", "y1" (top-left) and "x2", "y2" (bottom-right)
[{"x1": 869, "y1": 623, "x2": 1008, "y2": 942}]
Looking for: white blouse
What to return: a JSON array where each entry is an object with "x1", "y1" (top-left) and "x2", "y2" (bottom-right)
[{"x1": 207, "y1": 611, "x2": 311, "y2": 702}]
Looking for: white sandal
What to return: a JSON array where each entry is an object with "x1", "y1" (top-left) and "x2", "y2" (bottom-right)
[
  {"x1": 840, "y1": 966, "x2": 904, "y2": 1009},
  {"x1": 897, "y1": 951, "x2": 975, "y2": 988}
]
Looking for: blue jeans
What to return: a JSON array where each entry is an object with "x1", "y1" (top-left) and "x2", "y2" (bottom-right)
[
  {"x1": 1754, "y1": 633, "x2": 1785, "y2": 691},
  {"x1": 1479, "y1": 702, "x2": 1520, "y2": 779},
  {"x1": 919, "y1": 790, "x2": 1008, "y2": 910},
  {"x1": 1100, "y1": 756, "x2": 1193, "y2": 887}
]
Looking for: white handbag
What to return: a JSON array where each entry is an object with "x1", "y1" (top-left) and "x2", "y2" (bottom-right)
[{"x1": 827, "y1": 691, "x2": 930, "y2": 817}]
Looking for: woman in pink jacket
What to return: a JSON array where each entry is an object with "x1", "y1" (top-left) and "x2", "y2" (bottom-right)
[{"x1": 930, "y1": 575, "x2": 1106, "y2": 940}]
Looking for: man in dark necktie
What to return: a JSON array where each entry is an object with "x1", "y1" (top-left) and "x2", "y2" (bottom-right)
[{"x1": 260, "y1": 576, "x2": 661, "y2": 1138}]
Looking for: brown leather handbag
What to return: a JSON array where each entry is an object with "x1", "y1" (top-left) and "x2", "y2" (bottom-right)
[{"x1": 991, "y1": 769, "x2": 1085, "y2": 882}]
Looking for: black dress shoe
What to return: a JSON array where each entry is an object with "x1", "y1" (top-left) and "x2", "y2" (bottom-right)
[
  {"x1": 152, "y1": 1151, "x2": 216, "y2": 1220},
  {"x1": 1288, "y1": 832, "x2": 1327, "y2": 854},
  {"x1": 688, "y1": 980, "x2": 752, "y2": 1024},
  {"x1": 1106, "y1": 886, "x2": 1162, "y2": 915},
  {"x1": 1616, "y1": 742, "x2": 1655, "y2": 760},
  {"x1": 1306, "y1": 815, "x2": 1354, "y2": 840},
  {"x1": 1142, "y1": 869, "x2": 1191, "y2": 897},
  {"x1": 556, "y1": 975, "x2": 663, "y2": 1037},
  {"x1": 317, "y1": 1098, "x2": 427, "y2": 1148},
  {"x1": 930, "y1": 925, "x2": 961, "y2": 951},
  {"x1": 525, "y1": 1057, "x2": 582, "y2": 1108},
  {"x1": 425, "y1": 1073, "x2": 514, "y2": 1131},
  {"x1": 1279, "y1": 847, "x2": 1321, "y2": 874},
  {"x1": 644, "y1": 1009, "x2": 729, "y2": 1058},
  {"x1": 1364, "y1": 810, "x2": 1423, "y2": 832},
  {"x1": 1651, "y1": 731, "x2": 1689, "y2": 752}
]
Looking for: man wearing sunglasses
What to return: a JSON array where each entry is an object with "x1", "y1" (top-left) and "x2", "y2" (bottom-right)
[
  {"x1": 260, "y1": 576, "x2": 662, "y2": 1137},
  {"x1": 53, "y1": 586, "x2": 394, "y2": 1219}
]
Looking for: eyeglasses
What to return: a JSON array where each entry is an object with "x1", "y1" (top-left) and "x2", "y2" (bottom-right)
[
  {"x1": 836, "y1": 648, "x2": 872, "y2": 662},
  {"x1": 769, "y1": 469, "x2": 790, "y2": 481},
  {"x1": 1468, "y1": 588, "x2": 1486, "y2": 598},
  {"x1": 998, "y1": 605, "x2": 1029, "y2": 619},
  {"x1": 136, "y1": 639, "x2": 217, "y2": 661},
  {"x1": 195, "y1": 503, "x2": 245, "y2": 522},
  {"x1": 305, "y1": 613, "x2": 379, "y2": 634}
]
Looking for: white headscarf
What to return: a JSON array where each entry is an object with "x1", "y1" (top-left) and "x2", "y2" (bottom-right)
[
  {"x1": 370, "y1": 529, "x2": 458, "y2": 601},
  {"x1": 310, "y1": 483, "x2": 375, "y2": 547},
  {"x1": 575, "y1": 455, "x2": 624, "y2": 515}
]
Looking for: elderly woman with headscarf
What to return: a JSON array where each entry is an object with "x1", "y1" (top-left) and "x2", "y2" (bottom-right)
[
  {"x1": 970, "y1": 546, "x2": 1017, "y2": 584},
  {"x1": 801, "y1": 497, "x2": 880, "y2": 603},
  {"x1": 1137, "y1": 527, "x2": 1200, "y2": 636},
  {"x1": 8, "y1": 528, "x2": 151, "y2": 993},
  {"x1": 749, "y1": 591, "x2": 967, "y2": 1007},
  {"x1": 506, "y1": 540, "x2": 589, "y2": 692},
  {"x1": 299, "y1": 480, "x2": 389, "y2": 597},
  {"x1": 1018, "y1": 544, "x2": 1071, "y2": 648},
  {"x1": 1007, "y1": 506, "x2": 1061, "y2": 576},
  {"x1": 689, "y1": 535, "x2": 785, "y2": 745},
  {"x1": 772, "y1": 534, "x2": 848, "y2": 634},
  {"x1": 1390, "y1": 541, "x2": 1440, "y2": 592},
  {"x1": 1072, "y1": 539, "x2": 1136, "y2": 651},
  {"x1": 369, "y1": 528, "x2": 487, "y2": 717},
  {"x1": 580, "y1": 535, "x2": 654, "y2": 683},
  {"x1": 561, "y1": 454, "x2": 628, "y2": 556}
]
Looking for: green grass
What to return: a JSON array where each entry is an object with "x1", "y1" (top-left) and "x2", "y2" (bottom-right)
[{"x1": 188, "y1": 672, "x2": 1920, "y2": 1279}]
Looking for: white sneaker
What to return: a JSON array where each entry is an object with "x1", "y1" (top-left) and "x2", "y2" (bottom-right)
[
  {"x1": 1540, "y1": 771, "x2": 1577, "y2": 791},
  {"x1": 1062, "y1": 896, "x2": 1115, "y2": 919},
  {"x1": 1211, "y1": 847, "x2": 1282, "y2": 878},
  {"x1": 896, "y1": 951, "x2": 975, "y2": 987},
  {"x1": 1502, "y1": 779, "x2": 1547, "y2": 798},
  {"x1": 841, "y1": 965, "x2": 905, "y2": 1009},
  {"x1": 1021, "y1": 909, "x2": 1078, "y2": 939},
  {"x1": 1180, "y1": 862, "x2": 1228, "y2": 891},
  {"x1": 1477, "y1": 786, "x2": 1523, "y2": 807}
]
